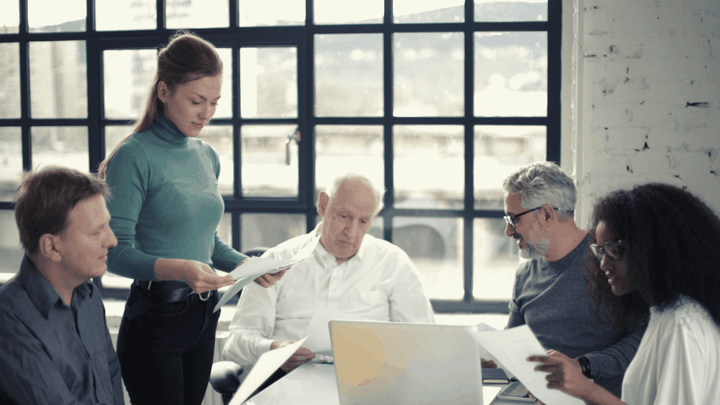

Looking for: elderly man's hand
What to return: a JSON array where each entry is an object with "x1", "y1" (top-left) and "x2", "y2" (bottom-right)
[
  {"x1": 527, "y1": 350, "x2": 593, "y2": 398},
  {"x1": 271, "y1": 340, "x2": 315, "y2": 373},
  {"x1": 254, "y1": 268, "x2": 289, "y2": 288}
]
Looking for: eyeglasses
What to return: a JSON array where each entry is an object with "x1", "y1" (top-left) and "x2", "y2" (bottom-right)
[
  {"x1": 590, "y1": 240, "x2": 625, "y2": 262},
  {"x1": 504, "y1": 206, "x2": 559, "y2": 228}
]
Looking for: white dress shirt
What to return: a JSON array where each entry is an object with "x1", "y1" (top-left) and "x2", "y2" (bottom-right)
[{"x1": 223, "y1": 231, "x2": 435, "y2": 366}]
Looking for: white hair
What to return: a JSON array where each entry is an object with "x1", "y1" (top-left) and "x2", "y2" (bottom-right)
[
  {"x1": 325, "y1": 173, "x2": 385, "y2": 216},
  {"x1": 502, "y1": 162, "x2": 576, "y2": 221}
]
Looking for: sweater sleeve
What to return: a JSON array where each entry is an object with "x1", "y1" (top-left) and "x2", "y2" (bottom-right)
[
  {"x1": 105, "y1": 140, "x2": 161, "y2": 281},
  {"x1": 584, "y1": 316, "x2": 647, "y2": 381}
]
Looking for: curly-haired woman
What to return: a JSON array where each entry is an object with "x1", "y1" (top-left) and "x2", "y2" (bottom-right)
[{"x1": 528, "y1": 183, "x2": 720, "y2": 405}]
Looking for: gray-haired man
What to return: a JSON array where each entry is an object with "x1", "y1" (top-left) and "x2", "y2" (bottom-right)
[{"x1": 492, "y1": 162, "x2": 644, "y2": 397}]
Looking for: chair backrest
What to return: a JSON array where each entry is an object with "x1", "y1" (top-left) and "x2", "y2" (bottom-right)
[{"x1": 243, "y1": 248, "x2": 269, "y2": 258}]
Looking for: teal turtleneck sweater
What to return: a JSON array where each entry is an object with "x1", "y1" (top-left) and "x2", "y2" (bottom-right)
[{"x1": 105, "y1": 112, "x2": 246, "y2": 281}]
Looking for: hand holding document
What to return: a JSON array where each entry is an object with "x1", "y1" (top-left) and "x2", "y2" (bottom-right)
[
  {"x1": 472, "y1": 325, "x2": 584, "y2": 405},
  {"x1": 229, "y1": 337, "x2": 309, "y2": 405},
  {"x1": 214, "y1": 235, "x2": 321, "y2": 313}
]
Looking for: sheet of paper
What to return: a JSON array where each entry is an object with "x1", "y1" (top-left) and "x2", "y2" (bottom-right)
[
  {"x1": 301, "y1": 306, "x2": 357, "y2": 355},
  {"x1": 214, "y1": 276, "x2": 255, "y2": 313},
  {"x1": 476, "y1": 322, "x2": 497, "y2": 332},
  {"x1": 472, "y1": 325, "x2": 584, "y2": 405},
  {"x1": 229, "y1": 337, "x2": 309, "y2": 405},
  {"x1": 229, "y1": 256, "x2": 310, "y2": 280}
]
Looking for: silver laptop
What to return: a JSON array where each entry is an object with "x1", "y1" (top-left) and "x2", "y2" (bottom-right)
[{"x1": 329, "y1": 320, "x2": 483, "y2": 405}]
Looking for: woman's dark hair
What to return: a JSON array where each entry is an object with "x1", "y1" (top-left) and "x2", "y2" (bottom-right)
[
  {"x1": 586, "y1": 183, "x2": 720, "y2": 331},
  {"x1": 97, "y1": 31, "x2": 222, "y2": 179}
]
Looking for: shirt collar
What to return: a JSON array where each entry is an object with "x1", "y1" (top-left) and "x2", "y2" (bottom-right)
[
  {"x1": 312, "y1": 230, "x2": 369, "y2": 266},
  {"x1": 18, "y1": 254, "x2": 95, "y2": 317},
  {"x1": 153, "y1": 110, "x2": 189, "y2": 146}
]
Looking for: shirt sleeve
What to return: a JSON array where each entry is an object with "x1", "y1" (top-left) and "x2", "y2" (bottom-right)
[
  {"x1": 0, "y1": 321, "x2": 116, "y2": 405},
  {"x1": 506, "y1": 267, "x2": 527, "y2": 329},
  {"x1": 222, "y1": 248, "x2": 283, "y2": 366},
  {"x1": 648, "y1": 320, "x2": 707, "y2": 405},
  {"x1": 105, "y1": 140, "x2": 160, "y2": 281},
  {"x1": 102, "y1": 309, "x2": 125, "y2": 405},
  {"x1": 387, "y1": 249, "x2": 435, "y2": 324},
  {"x1": 584, "y1": 316, "x2": 647, "y2": 381}
]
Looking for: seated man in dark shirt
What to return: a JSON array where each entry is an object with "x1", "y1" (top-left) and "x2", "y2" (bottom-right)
[{"x1": 0, "y1": 167, "x2": 124, "y2": 404}]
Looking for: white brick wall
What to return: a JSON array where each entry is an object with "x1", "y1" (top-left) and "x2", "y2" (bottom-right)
[{"x1": 566, "y1": 0, "x2": 720, "y2": 228}]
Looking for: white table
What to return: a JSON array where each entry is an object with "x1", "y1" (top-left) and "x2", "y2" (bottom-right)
[{"x1": 243, "y1": 363, "x2": 517, "y2": 405}]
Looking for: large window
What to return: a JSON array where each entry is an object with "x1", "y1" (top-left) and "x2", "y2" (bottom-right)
[{"x1": 0, "y1": 0, "x2": 560, "y2": 312}]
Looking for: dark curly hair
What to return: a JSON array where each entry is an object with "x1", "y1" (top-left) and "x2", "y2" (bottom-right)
[{"x1": 585, "y1": 183, "x2": 720, "y2": 332}]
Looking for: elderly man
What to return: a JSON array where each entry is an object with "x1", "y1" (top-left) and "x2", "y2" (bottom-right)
[
  {"x1": 0, "y1": 167, "x2": 124, "y2": 404},
  {"x1": 491, "y1": 162, "x2": 644, "y2": 397},
  {"x1": 223, "y1": 173, "x2": 434, "y2": 377}
]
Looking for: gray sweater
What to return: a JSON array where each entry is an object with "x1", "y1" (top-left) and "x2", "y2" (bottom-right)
[{"x1": 507, "y1": 234, "x2": 645, "y2": 397}]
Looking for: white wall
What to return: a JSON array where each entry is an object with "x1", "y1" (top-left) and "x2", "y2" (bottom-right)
[{"x1": 565, "y1": 0, "x2": 720, "y2": 228}]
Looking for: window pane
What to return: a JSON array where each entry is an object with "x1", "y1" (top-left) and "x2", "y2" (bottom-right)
[
  {"x1": 239, "y1": 0, "x2": 305, "y2": 26},
  {"x1": 31, "y1": 127, "x2": 88, "y2": 173},
  {"x1": 96, "y1": 0, "x2": 156, "y2": 31},
  {"x1": 200, "y1": 125, "x2": 233, "y2": 196},
  {"x1": 393, "y1": 217, "x2": 463, "y2": 300},
  {"x1": 473, "y1": 218, "x2": 518, "y2": 300},
  {"x1": 0, "y1": 0, "x2": 19, "y2": 33},
  {"x1": 0, "y1": 43, "x2": 20, "y2": 118},
  {"x1": 105, "y1": 126, "x2": 133, "y2": 159},
  {"x1": 474, "y1": 125, "x2": 546, "y2": 209},
  {"x1": 0, "y1": 210, "x2": 23, "y2": 277},
  {"x1": 30, "y1": 41, "x2": 87, "y2": 119},
  {"x1": 215, "y1": 48, "x2": 233, "y2": 119},
  {"x1": 314, "y1": 0, "x2": 383, "y2": 25},
  {"x1": 474, "y1": 0, "x2": 548, "y2": 22},
  {"x1": 104, "y1": 49, "x2": 157, "y2": 119},
  {"x1": 315, "y1": 34, "x2": 383, "y2": 117},
  {"x1": 28, "y1": 0, "x2": 85, "y2": 32},
  {"x1": 474, "y1": 32, "x2": 547, "y2": 117},
  {"x1": 0, "y1": 127, "x2": 22, "y2": 202},
  {"x1": 166, "y1": 0, "x2": 229, "y2": 29},
  {"x1": 394, "y1": 0, "x2": 464, "y2": 23},
  {"x1": 241, "y1": 125, "x2": 298, "y2": 198},
  {"x1": 394, "y1": 33, "x2": 464, "y2": 117},
  {"x1": 240, "y1": 47, "x2": 297, "y2": 118},
  {"x1": 241, "y1": 214, "x2": 306, "y2": 252},
  {"x1": 315, "y1": 125, "x2": 384, "y2": 202},
  {"x1": 394, "y1": 126, "x2": 463, "y2": 210}
]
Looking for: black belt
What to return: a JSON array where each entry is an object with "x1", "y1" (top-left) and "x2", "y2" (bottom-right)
[{"x1": 125, "y1": 281, "x2": 214, "y2": 321}]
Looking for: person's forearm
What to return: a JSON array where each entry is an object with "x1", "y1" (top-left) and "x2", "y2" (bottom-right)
[
  {"x1": 154, "y1": 257, "x2": 186, "y2": 281},
  {"x1": 579, "y1": 382, "x2": 627, "y2": 405}
]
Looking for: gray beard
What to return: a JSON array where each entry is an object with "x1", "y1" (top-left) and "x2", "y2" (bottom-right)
[{"x1": 519, "y1": 238, "x2": 551, "y2": 260}]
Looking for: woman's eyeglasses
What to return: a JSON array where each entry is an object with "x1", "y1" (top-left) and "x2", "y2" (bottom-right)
[{"x1": 590, "y1": 240, "x2": 625, "y2": 261}]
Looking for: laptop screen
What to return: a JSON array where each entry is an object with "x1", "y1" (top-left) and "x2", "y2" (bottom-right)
[{"x1": 329, "y1": 321, "x2": 483, "y2": 405}]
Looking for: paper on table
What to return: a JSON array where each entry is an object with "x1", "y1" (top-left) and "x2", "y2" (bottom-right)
[
  {"x1": 472, "y1": 325, "x2": 584, "y2": 405},
  {"x1": 229, "y1": 337, "x2": 309, "y2": 405},
  {"x1": 302, "y1": 306, "x2": 358, "y2": 356}
]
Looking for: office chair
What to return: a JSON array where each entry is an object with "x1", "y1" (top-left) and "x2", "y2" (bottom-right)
[{"x1": 209, "y1": 247, "x2": 268, "y2": 405}]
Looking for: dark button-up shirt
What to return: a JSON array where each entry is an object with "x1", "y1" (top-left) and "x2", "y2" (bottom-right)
[{"x1": 0, "y1": 255, "x2": 124, "y2": 404}]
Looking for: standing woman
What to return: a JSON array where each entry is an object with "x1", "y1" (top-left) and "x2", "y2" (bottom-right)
[
  {"x1": 99, "y1": 32, "x2": 281, "y2": 405},
  {"x1": 528, "y1": 183, "x2": 720, "y2": 405}
]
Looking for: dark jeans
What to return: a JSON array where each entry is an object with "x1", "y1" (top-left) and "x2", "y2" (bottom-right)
[{"x1": 117, "y1": 286, "x2": 220, "y2": 405}]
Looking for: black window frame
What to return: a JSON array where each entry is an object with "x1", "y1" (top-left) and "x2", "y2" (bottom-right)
[{"x1": 0, "y1": 0, "x2": 561, "y2": 314}]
